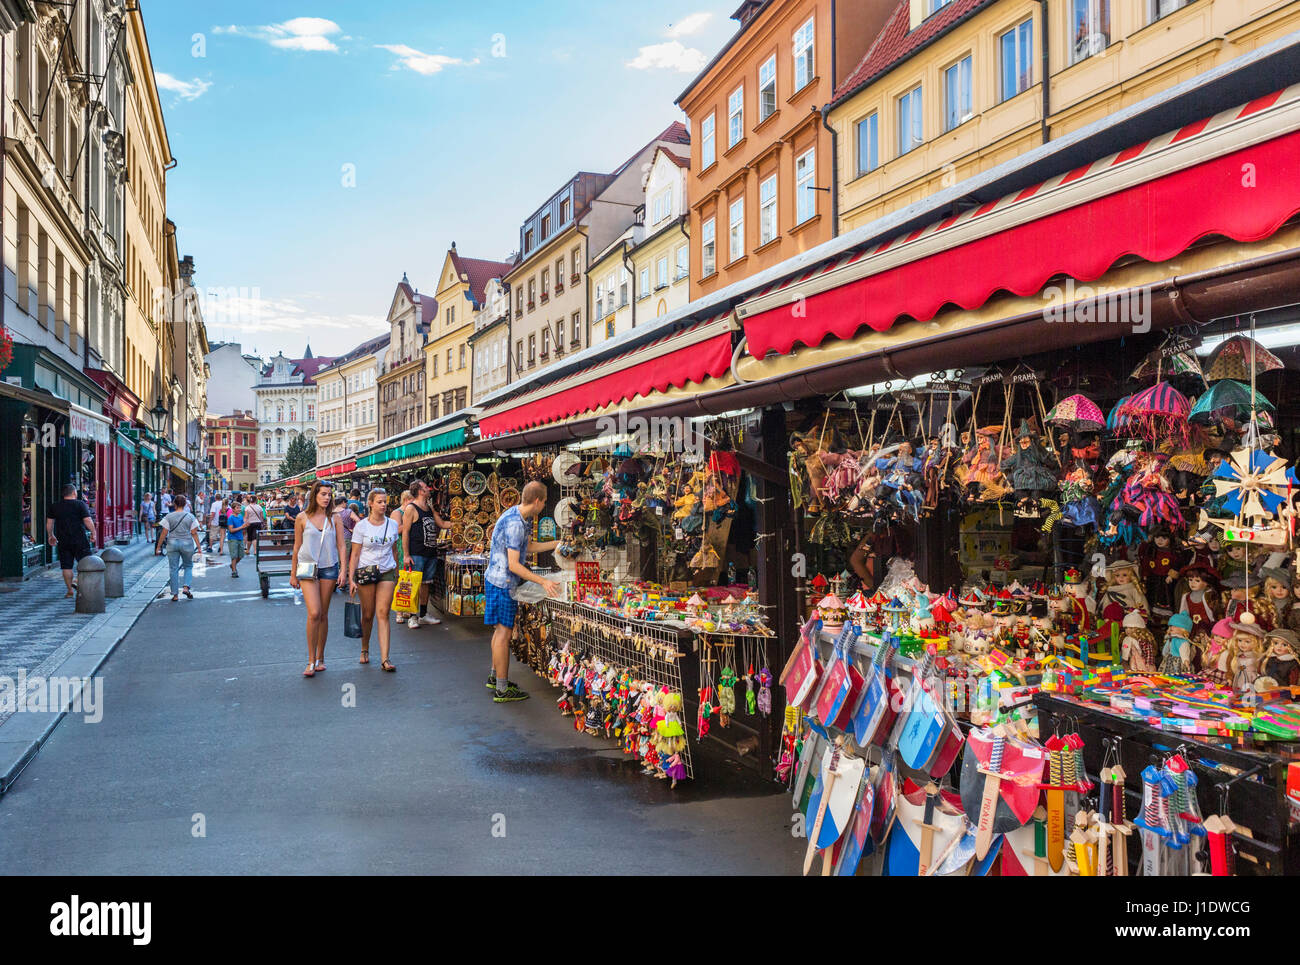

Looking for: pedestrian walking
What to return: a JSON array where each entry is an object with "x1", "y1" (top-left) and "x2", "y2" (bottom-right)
[
  {"x1": 484, "y1": 480, "x2": 560, "y2": 703},
  {"x1": 45, "y1": 484, "x2": 97, "y2": 599},
  {"x1": 401, "y1": 479, "x2": 450, "y2": 629},
  {"x1": 243, "y1": 493, "x2": 265, "y2": 559},
  {"x1": 283, "y1": 492, "x2": 303, "y2": 531},
  {"x1": 157, "y1": 495, "x2": 201, "y2": 601},
  {"x1": 291, "y1": 482, "x2": 349, "y2": 677},
  {"x1": 160, "y1": 488, "x2": 173, "y2": 516},
  {"x1": 333, "y1": 495, "x2": 360, "y2": 594},
  {"x1": 139, "y1": 492, "x2": 158, "y2": 548},
  {"x1": 349, "y1": 488, "x2": 400, "y2": 672},
  {"x1": 207, "y1": 494, "x2": 226, "y2": 555},
  {"x1": 226, "y1": 501, "x2": 247, "y2": 577}
]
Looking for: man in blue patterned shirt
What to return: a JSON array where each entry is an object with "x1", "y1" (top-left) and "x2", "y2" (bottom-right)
[{"x1": 485, "y1": 480, "x2": 559, "y2": 702}]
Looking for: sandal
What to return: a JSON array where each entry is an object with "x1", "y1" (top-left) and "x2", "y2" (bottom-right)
[
  {"x1": 315, "y1": 660, "x2": 326, "y2": 672},
  {"x1": 359, "y1": 651, "x2": 370, "y2": 664},
  {"x1": 381, "y1": 660, "x2": 396, "y2": 672},
  {"x1": 183, "y1": 587, "x2": 193, "y2": 599},
  {"x1": 302, "y1": 666, "x2": 315, "y2": 677}
]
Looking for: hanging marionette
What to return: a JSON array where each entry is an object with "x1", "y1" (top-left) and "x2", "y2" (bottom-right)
[
  {"x1": 757, "y1": 665, "x2": 774, "y2": 716},
  {"x1": 654, "y1": 691, "x2": 688, "y2": 783},
  {"x1": 1159, "y1": 613, "x2": 1195, "y2": 675},
  {"x1": 957, "y1": 426, "x2": 1011, "y2": 503},
  {"x1": 717, "y1": 664, "x2": 737, "y2": 726},
  {"x1": 1000, "y1": 420, "x2": 1059, "y2": 517},
  {"x1": 875, "y1": 440, "x2": 925, "y2": 521}
]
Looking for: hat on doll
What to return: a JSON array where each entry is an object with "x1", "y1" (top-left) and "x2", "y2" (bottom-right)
[
  {"x1": 1222, "y1": 572, "x2": 1252, "y2": 590},
  {"x1": 1063, "y1": 567, "x2": 1084, "y2": 585},
  {"x1": 1122, "y1": 610, "x2": 1147, "y2": 629},
  {"x1": 1260, "y1": 566, "x2": 1293, "y2": 586},
  {"x1": 1181, "y1": 555, "x2": 1220, "y2": 583},
  {"x1": 1106, "y1": 559, "x2": 1138, "y2": 577},
  {"x1": 1265, "y1": 627, "x2": 1300, "y2": 649},
  {"x1": 1167, "y1": 612, "x2": 1194, "y2": 633},
  {"x1": 1015, "y1": 419, "x2": 1036, "y2": 439},
  {"x1": 1229, "y1": 612, "x2": 1265, "y2": 637}
]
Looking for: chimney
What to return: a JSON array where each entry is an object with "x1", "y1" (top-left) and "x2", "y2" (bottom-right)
[{"x1": 180, "y1": 255, "x2": 196, "y2": 281}]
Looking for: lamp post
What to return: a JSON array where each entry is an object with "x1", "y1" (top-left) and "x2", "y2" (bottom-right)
[{"x1": 149, "y1": 397, "x2": 169, "y2": 498}]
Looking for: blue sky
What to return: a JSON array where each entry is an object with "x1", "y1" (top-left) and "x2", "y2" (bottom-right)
[{"x1": 144, "y1": 1, "x2": 737, "y2": 359}]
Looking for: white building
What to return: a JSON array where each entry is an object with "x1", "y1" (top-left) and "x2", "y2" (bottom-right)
[
  {"x1": 254, "y1": 347, "x2": 335, "y2": 483},
  {"x1": 315, "y1": 332, "x2": 388, "y2": 467},
  {"x1": 205, "y1": 341, "x2": 262, "y2": 416},
  {"x1": 468, "y1": 274, "x2": 512, "y2": 404}
]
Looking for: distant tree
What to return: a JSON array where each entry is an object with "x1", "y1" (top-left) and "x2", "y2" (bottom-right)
[{"x1": 281, "y1": 435, "x2": 317, "y2": 477}]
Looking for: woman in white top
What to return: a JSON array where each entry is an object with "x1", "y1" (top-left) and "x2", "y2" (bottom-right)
[
  {"x1": 207, "y1": 496, "x2": 225, "y2": 555},
  {"x1": 349, "y1": 488, "x2": 400, "y2": 672},
  {"x1": 156, "y1": 495, "x2": 202, "y2": 601},
  {"x1": 290, "y1": 481, "x2": 348, "y2": 678}
]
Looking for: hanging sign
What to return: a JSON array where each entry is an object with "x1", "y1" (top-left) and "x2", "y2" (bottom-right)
[{"x1": 68, "y1": 404, "x2": 112, "y2": 445}]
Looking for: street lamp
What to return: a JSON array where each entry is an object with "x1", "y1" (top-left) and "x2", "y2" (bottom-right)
[{"x1": 149, "y1": 396, "x2": 169, "y2": 434}]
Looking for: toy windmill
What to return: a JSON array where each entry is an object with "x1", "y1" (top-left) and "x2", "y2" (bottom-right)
[{"x1": 1201, "y1": 447, "x2": 1298, "y2": 547}]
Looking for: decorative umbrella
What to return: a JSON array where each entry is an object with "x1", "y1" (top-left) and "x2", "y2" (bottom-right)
[
  {"x1": 1204, "y1": 336, "x2": 1283, "y2": 382},
  {"x1": 1046, "y1": 393, "x2": 1105, "y2": 431},
  {"x1": 1106, "y1": 395, "x2": 1133, "y2": 432},
  {"x1": 1118, "y1": 382, "x2": 1191, "y2": 447},
  {"x1": 1129, "y1": 349, "x2": 1205, "y2": 393},
  {"x1": 1188, "y1": 380, "x2": 1274, "y2": 424}
]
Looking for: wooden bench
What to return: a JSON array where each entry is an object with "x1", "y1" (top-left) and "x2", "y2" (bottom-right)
[{"x1": 255, "y1": 530, "x2": 296, "y2": 598}]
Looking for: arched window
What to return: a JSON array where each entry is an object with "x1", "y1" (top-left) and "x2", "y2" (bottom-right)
[{"x1": 276, "y1": 405, "x2": 283, "y2": 422}]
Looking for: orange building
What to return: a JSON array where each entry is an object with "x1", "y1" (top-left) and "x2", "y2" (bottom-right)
[{"x1": 676, "y1": 0, "x2": 893, "y2": 296}]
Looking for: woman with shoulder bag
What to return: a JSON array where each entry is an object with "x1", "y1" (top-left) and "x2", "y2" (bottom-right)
[
  {"x1": 349, "y1": 488, "x2": 400, "y2": 672},
  {"x1": 156, "y1": 495, "x2": 201, "y2": 601},
  {"x1": 291, "y1": 481, "x2": 348, "y2": 677}
]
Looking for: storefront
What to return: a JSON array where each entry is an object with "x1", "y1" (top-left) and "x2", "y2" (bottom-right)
[
  {"x1": 86, "y1": 368, "x2": 142, "y2": 544},
  {"x1": 0, "y1": 382, "x2": 70, "y2": 579}
]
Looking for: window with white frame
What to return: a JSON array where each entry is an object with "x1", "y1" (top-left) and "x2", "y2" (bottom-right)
[
  {"x1": 728, "y1": 198, "x2": 744, "y2": 263},
  {"x1": 1150, "y1": 0, "x2": 1192, "y2": 19},
  {"x1": 931, "y1": 0, "x2": 953, "y2": 12},
  {"x1": 639, "y1": 266, "x2": 651, "y2": 299},
  {"x1": 728, "y1": 85, "x2": 744, "y2": 148},
  {"x1": 856, "y1": 112, "x2": 878, "y2": 176},
  {"x1": 702, "y1": 217, "x2": 716, "y2": 276},
  {"x1": 1070, "y1": 0, "x2": 1110, "y2": 64},
  {"x1": 759, "y1": 55, "x2": 777, "y2": 122},
  {"x1": 701, "y1": 112, "x2": 716, "y2": 168},
  {"x1": 944, "y1": 55, "x2": 973, "y2": 131},
  {"x1": 652, "y1": 189, "x2": 671, "y2": 225},
  {"x1": 656, "y1": 256, "x2": 669, "y2": 290},
  {"x1": 898, "y1": 86, "x2": 923, "y2": 155},
  {"x1": 793, "y1": 18, "x2": 814, "y2": 92},
  {"x1": 759, "y1": 175, "x2": 777, "y2": 245},
  {"x1": 1000, "y1": 20, "x2": 1033, "y2": 101},
  {"x1": 795, "y1": 149, "x2": 816, "y2": 224},
  {"x1": 674, "y1": 244, "x2": 688, "y2": 280}
]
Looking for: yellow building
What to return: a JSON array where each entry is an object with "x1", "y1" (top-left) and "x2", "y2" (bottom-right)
[
  {"x1": 828, "y1": 0, "x2": 1300, "y2": 232},
  {"x1": 424, "y1": 245, "x2": 513, "y2": 421}
]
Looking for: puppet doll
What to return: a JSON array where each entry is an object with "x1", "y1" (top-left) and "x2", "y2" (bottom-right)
[
  {"x1": 1139, "y1": 528, "x2": 1186, "y2": 614},
  {"x1": 1000, "y1": 421, "x2": 1059, "y2": 516},
  {"x1": 1260, "y1": 628, "x2": 1300, "y2": 688},
  {"x1": 959, "y1": 428, "x2": 1010, "y2": 502},
  {"x1": 874, "y1": 441, "x2": 925, "y2": 520},
  {"x1": 1159, "y1": 612, "x2": 1195, "y2": 675},
  {"x1": 1099, "y1": 559, "x2": 1148, "y2": 624},
  {"x1": 654, "y1": 691, "x2": 688, "y2": 784}
]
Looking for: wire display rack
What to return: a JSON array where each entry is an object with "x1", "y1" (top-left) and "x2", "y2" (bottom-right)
[
  {"x1": 442, "y1": 554, "x2": 487, "y2": 617},
  {"x1": 543, "y1": 600, "x2": 695, "y2": 779}
]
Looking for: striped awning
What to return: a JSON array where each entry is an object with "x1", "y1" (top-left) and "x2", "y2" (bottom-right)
[{"x1": 356, "y1": 425, "x2": 468, "y2": 469}]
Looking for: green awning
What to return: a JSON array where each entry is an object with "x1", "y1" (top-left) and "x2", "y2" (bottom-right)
[
  {"x1": 115, "y1": 430, "x2": 137, "y2": 455},
  {"x1": 357, "y1": 426, "x2": 467, "y2": 469}
]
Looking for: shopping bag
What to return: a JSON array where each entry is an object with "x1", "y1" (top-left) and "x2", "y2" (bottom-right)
[
  {"x1": 392, "y1": 569, "x2": 422, "y2": 614},
  {"x1": 344, "y1": 601, "x2": 363, "y2": 639}
]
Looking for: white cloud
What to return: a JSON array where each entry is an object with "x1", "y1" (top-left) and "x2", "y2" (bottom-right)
[
  {"x1": 155, "y1": 73, "x2": 212, "y2": 102},
  {"x1": 376, "y1": 44, "x2": 478, "y2": 75},
  {"x1": 198, "y1": 291, "x2": 378, "y2": 344},
  {"x1": 213, "y1": 18, "x2": 341, "y2": 52},
  {"x1": 626, "y1": 41, "x2": 707, "y2": 73},
  {"x1": 666, "y1": 12, "x2": 713, "y2": 37}
]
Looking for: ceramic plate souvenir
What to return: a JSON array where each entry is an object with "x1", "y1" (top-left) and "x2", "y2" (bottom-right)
[
  {"x1": 463, "y1": 471, "x2": 487, "y2": 496},
  {"x1": 464, "y1": 522, "x2": 484, "y2": 544},
  {"x1": 476, "y1": 511, "x2": 490, "y2": 525},
  {"x1": 500, "y1": 476, "x2": 520, "y2": 492},
  {"x1": 486, "y1": 472, "x2": 499, "y2": 494},
  {"x1": 554, "y1": 497, "x2": 577, "y2": 529},
  {"x1": 480, "y1": 495, "x2": 496, "y2": 514},
  {"x1": 449, "y1": 472, "x2": 463, "y2": 495},
  {"x1": 452, "y1": 533, "x2": 467, "y2": 551},
  {"x1": 450, "y1": 505, "x2": 464, "y2": 521},
  {"x1": 464, "y1": 496, "x2": 479, "y2": 512},
  {"x1": 499, "y1": 489, "x2": 519, "y2": 509},
  {"x1": 552, "y1": 451, "x2": 581, "y2": 485}
]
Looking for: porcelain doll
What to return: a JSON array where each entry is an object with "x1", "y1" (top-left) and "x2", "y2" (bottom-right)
[
  {"x1": 1121, "y1": 610, "x2": 1159, "y2": 673},
  {"x1": 1254, "y1": 565, "x2": 1294, "y2": 631},
  {"x1": 1219, "y1": 542, "x2": 1250, "y2": 583},
  {"x1": 1159, "y1": 612, "x2": 1195, "y2": 675},
  {"x1": 1221, "y1": 573, "x2": 1262, "y2": 626},
  {"x1": 1139, "y1": 529, "x2": 1185, "y2": 613},
  {"x1": 1000, "y1": 420, "x2": 1059, "y2": 516},
  {"x1": 1260, "y1": 628, "x2": 1300, "y2": 688},
  {"x1": 1198, "y1": 618, "x2": 1233, "y2": 683},
  {"x1": 1099, "y1": 559, "x2": 1148, "y2": 624},
  {"x1": 1178, "y1": 561, "x2": 1220, "y2": 635},
  {"x1": 1229, "y1": 619, "x2": 1264, "y2": 693}
]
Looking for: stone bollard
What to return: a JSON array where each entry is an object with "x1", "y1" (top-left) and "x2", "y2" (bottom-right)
[
  {"x1": 76, "y1": 555, "x2": 107, "y2": 614},
  {"x1": 101, "y1": 546, "x2": 125, "y2": 598}
]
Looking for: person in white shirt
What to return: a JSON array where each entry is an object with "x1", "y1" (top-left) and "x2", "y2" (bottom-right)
[
  {"x1": 348, "y1": 488, "x2": 400, "y2": 672},
  {"x1": 160, "y1": 488, "x2": 173, "y2": 515},
  {"x1": 207, "y1": 496, "x2": 226, "y2": 555}
]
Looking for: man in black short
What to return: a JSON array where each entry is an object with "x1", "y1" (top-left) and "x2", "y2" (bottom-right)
[{"x1": 45, "y1": 484, "x2": 97, "y2": 598}]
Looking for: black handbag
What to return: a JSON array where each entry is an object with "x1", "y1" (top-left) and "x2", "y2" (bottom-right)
[{"x1": 344, "y1": 601, "x2": 363, "y2": 639}]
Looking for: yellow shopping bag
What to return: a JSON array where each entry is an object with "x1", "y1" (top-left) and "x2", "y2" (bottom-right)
[{"x1": 393, "y1": 569, "x2": 422, "y2": 613}]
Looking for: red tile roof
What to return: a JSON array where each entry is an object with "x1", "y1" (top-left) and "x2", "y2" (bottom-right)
[
  {"x1": 449, "y1": 253, "x2": 516, "y2": 304},
  {"x1": 833, "y1": 0, "x2": 996, "y2": 104},
  {"x1": 660, "y1": 147, "x2": 691, "y2": 169},
  {"x1": 290, "y1": 356, "x2": 338, "y2": 386},
  {"x1": 612, "y1": 121, "x2": 690, "y2": 175}
]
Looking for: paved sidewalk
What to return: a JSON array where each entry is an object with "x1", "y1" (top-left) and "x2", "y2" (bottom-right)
[{"x1": 0, "y1": 537, "x2": 169, "y2": 792}]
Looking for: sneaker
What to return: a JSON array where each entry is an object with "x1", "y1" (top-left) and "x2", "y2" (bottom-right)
[
  {"x1": 406, "y1": 615, "x2": 420, "y2": 629},
  {"x1": 493, "y1": 683, "x2": 529, "y2": 703},
  {"x1": 418, "y1": 614, "x2": 441, "y2": 625},
  {"x1": 486, "y1": 674, "x2": 499, "y2": 690}
]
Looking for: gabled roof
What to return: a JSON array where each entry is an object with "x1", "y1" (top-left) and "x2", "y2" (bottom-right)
[
  {"x1": 659, "y1": 147, "x2": 691, "y2": 169},
  {"x1": 290, "y1": 356, "x2": 337, "y2": 386},
  {"x1": 449, "y1": 252, "x2": 516, "y2": 304},
  {"x1": 612, "y1": 121, "x2": 690, "y2": 176},
  {"x1": 833, "y1": 0, "x2": 996, "y2": 105}
]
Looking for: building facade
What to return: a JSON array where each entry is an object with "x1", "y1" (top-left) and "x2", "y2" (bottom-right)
[
  {"x1": 424, "y1": 245, "x2": 512, "y2": 421},
  {"x1": 315, "y1": 332, "x2": 387, "y2": 467},
  {"x1": 254, "y1": 349, "x2": 334, "y2": 483},
  {"x1": 828, "y1": 0, "x2": 1300, "y2": 232},
  {"x1": 676, "y1": 0, "x2": 891, "y2": 295},
  {"x1": 378, "y1": 275, "x2": 433, "y2": 440},
  {"x1": 468, "y1": 276, "x2": 512, "y2": 404},
  {"x1": 206, "y1": 412, "x2": 257, "y2": 491},
  {"x1": 590, "y1": 144, "x2": 692, "y2": 346},
  {"x1": 204, "y1": 341, "x2": 262, "y2": 416}
]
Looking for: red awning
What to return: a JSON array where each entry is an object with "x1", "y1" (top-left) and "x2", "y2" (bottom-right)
[
  {"x1": 478, "y1": 317, "x2": 735, "y2": 438},
  {"x1": 740, "y1": 90, "x2": 1300, "y2": 358},
  {"x1": 318, "y1": 460, "x2": 356, "y2": 477}
]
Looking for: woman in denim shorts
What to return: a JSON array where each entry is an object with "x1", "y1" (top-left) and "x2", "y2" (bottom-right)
[{"x1": 290, "y1": 481, "x2": 349, "y2": 677}]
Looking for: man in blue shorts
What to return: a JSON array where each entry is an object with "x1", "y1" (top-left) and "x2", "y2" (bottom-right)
[{"x1": 484, "y1": 479, "x2": 559, "y2": 702}]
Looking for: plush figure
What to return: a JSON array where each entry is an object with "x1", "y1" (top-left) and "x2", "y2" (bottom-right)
[
  {"x1": 1121, "y1": 610, "x2": 1158, "y2": 673},
  {"x1": 1000, "y1": 420, "x2": 1059, "y2": 516},
  {"x1": 1160, "y1": 612, "x2": 1195, "y2": 674},
  {"x1": 1260, "y1": 628, "x2": 1300, "y2": 688}
]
